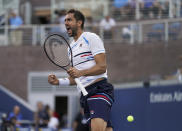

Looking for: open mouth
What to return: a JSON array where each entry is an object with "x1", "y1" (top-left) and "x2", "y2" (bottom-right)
[{"x1": 66, "y1": 27, "x2": 71, "y2": 33}]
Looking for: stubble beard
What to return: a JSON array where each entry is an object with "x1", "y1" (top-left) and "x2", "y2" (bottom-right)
[{"x1": 69, "y1": 26, "x2": 78, "y2": 37}]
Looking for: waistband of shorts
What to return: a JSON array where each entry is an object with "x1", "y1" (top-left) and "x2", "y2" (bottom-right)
[{"x1": 85, "y1": 78, "x2": 107, "y2": 92}]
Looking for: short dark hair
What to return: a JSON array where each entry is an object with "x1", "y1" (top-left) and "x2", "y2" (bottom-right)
[{"x1": 67, "y1": 9, "x2": 85, "y2": 29}]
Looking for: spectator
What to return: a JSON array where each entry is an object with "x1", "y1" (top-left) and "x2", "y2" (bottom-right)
[
  {"x1": 122, "y1": 4, "x2": 135, "y2": 20},
  {"x1": 60, "y1": 113, "x2": 68, "y2": 128},
  {"x1": 99, "y1": 15, "x2": 116, "y2": 40},
  {"x1": 9, "y1": 10, "x2": 23, "y2": 29},
  {"x1": 53, "y1": 9, "x2": 69, "y2": 40},
  {"x1": 34, "y1": 102, "x2": 49, "y2": 129},
  {"x1": 139, "y1": 1, "x2": 145, "y2": 18},
  {"x1": 152, "y1": 1, "x2": 162, "y2": 19},
  {"x1": 1, "y1": 113, "x2": 15, "y2": 131},
  {"x1": 72, "y1": 108, "x2": 89, "y2": 131},
  {"x1": 48, "y1": 109, "x2": 59, "y2": 131},
  {"x1": 8, "y1": 10, "x2": 23, "y2": 45},
  {"x1": 162, "y1": 1, "x2": 169, "y2": 18},
  {"x1": 45, "y1": 104, "x2": 51, "y2": 120},
  {"x1": 144, "y1": 0, "x2": 154, "y2": 8},
  {"x1": 55, "y1": 10, "x2": 67, "y2": 33},
  {"x1": 7, "y1": 105, "x2": 23, "y2": 128},
  {"x1": 58, "y1": 10, "x2": 66, "y2": 25},
  {"x1": 142, "y1": 0, "x2": 154, "y2": 19},
  {"x1": 122, "y1": 26, "x2": 132, "y2": 40}
]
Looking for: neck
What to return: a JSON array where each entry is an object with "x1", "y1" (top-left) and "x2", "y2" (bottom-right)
[{"x1": 74, "y1": 29, "x2": 83, "y2": 41}]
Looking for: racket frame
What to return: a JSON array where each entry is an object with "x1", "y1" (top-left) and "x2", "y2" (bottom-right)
[{"x1": 44, "y1": 33, "x2": 88, "y2": 96}]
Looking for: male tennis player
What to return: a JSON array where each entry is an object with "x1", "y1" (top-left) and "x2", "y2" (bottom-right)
[{"x1": 48, "y1": 9, "x2": 114, "y2": 131}]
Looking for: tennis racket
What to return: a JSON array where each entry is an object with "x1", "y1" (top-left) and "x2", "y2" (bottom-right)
[{"x1": 43, "y1": 34, "x2": 88, "y2": 96}]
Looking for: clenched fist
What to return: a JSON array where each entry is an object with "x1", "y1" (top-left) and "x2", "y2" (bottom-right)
[
  {"x1": 48, "y1": 74, "x2": 59, "y2": 85},
  {"x1": 67, "y1": 67, "x2": 82, "y2": 78}
]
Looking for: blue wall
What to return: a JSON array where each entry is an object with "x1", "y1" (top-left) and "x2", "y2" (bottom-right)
[
  {"x1": 111, "y1": 84, "x2": 182, "y2": 131},
  {"x1": 0, "y1": 89, "x2": 33, "y2": 120}
]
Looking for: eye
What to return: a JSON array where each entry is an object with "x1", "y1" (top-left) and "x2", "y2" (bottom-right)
[
  {"x1": 65, "y1": 18, "x2": 70, "y2": 22},
  {"x1": 68, "y1": 18, "x2": 72, "y2": 21}
]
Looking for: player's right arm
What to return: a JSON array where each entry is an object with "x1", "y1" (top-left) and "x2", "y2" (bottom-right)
[{"x1": 48, "y1": 74, "x2": 76, "y2": 85}]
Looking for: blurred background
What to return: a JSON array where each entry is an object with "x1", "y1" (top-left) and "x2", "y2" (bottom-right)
[{"x1": 0, "y1": 0, "x2": 182, "y2": 131}]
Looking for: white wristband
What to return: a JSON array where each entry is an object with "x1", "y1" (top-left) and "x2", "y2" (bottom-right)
[{"x1": 58, "y1": 78, "x2": 70, "y2": 86}]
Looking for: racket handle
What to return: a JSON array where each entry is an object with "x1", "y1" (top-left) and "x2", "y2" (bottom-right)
[{"x1": 75, "y1": 78, "x2": 88, "y2": 96}]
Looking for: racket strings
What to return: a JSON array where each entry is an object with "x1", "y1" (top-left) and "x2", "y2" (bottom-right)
[{"x1": 44, "y1": 35, "x2": 71, "y2": 69}]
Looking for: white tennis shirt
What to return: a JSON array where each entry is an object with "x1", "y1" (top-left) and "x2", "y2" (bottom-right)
[{"x1": 69, "y1": 32, "x2": 107, "y2": 88}]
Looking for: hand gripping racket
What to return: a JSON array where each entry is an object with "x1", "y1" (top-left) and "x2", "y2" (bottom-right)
[{"x1": 43, "y1": 34, "x2": 88, "y2": 96}]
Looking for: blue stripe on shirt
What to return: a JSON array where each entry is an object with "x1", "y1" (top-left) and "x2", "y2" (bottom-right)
[{"x1": 83, "y1": 36, "x2": 89, "y2": 45}]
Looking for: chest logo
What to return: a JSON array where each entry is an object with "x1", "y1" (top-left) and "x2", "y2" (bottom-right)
[{"x1": 79, "y1": 43, "x2": 83, "y2": 47}]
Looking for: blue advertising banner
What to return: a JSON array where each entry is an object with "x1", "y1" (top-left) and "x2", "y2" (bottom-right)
[
  {"x1": 0, "y1": 88, "x2": 33, "y2": 120},
  {"x1": 111, "y1": 84, "x2": 182, "y2": 131}
]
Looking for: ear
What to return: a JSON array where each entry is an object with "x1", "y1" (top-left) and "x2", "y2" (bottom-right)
[{"x1": 77, "y1": 20, "x2": 82, "y2": 28}]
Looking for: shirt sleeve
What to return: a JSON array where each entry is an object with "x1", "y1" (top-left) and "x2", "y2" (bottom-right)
[
  {"x1": 7, "y1": 112, "x2": 14, "y2": 120},
  {"x1": 111, "y1": 19, "x2": 116, "y2": 27},
  {"x1": 89, "y1": 33, "x2": 105, "y2": 56}
]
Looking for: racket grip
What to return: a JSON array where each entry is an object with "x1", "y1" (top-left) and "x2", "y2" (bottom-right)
[{"x1": 75, "y1": 78, "x2": 88, "y2": 96}]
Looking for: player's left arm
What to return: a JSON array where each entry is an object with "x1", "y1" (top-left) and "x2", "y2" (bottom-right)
[
  {"x1": 67, "y1": 53, "x2": 106, "y2": 78},
  {"x1": 81, "y1": 53, "x2": 107, "y2": 76}
]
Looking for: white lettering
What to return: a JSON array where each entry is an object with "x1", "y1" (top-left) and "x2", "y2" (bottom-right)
[
  {"x1": 173, "y1": 91, "x2": 182, "y2": 102},
  {"x1": 150, "y1": 93, "x2": 173, "y2": 103},
  {"x1": 150, "y1": 92, "x2": 173, "y2": 103},
  {"x1": 150, "y1": 91, "x2": 182, "y2": 103}
]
